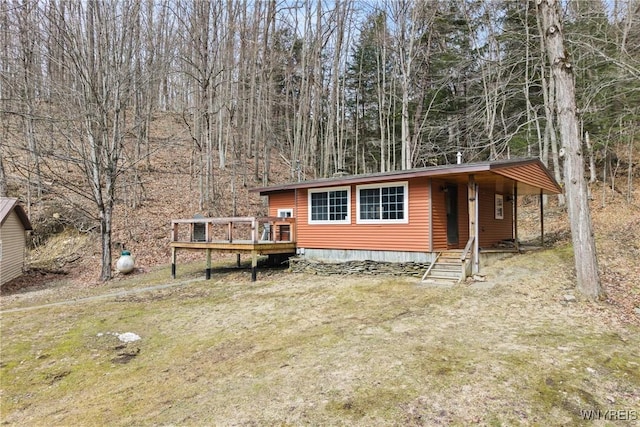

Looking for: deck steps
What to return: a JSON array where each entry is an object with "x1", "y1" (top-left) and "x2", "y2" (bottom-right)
[{"x1": 421, "y1": 250, "x2": 470, "y2": 284}]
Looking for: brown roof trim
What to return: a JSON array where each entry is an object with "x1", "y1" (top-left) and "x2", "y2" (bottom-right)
[
  {"x1": 252, "y1": 158, "x2": 559, "y2": 195},
  {"x1": 0, "y1": 198, "x2": 33, "y2": 230}
]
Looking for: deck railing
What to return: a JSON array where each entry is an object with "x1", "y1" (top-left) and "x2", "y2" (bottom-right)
[{"x1": 170, "y1": 216, "x2": 296, "y2": 244}]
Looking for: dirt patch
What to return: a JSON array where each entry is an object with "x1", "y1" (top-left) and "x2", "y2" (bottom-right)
[
  {"x1": 0, "y1": 268, "x2": 68, "y2": 296},
  {"x1": 111, "y1": 347, "x2": 141, "y2": 364}
]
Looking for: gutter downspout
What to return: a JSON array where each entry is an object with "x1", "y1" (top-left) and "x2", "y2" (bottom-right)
[
  {"x1": 514, "y1": 183, "x2": 519, "y2": 252},
  {"x1": 540, "y1": 189, "x2": 544, "y2": 247},
  {"x1": 428, "y1": 179, "x2": 433, "y2": 252},
  {"x1": 295, "y1": 188, "x2": 299, "y2": 252}
]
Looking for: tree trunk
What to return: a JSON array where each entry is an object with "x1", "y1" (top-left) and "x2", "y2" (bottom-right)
[
  {"x1": 627, "y1": 121, "x2": 635, "y2": 203},
  {"x1": 536, "y1": 12, "x2": 565, "y2": 207},
  {"x1": 537, "y1": 0, "x2": 602, "y2": 300},
  {"x1": 585, "y1": 130, "x2": 597, "y2": 183},
  {"x1": 0, "y1": 151, "x2": 6, "y2": 198},
  {"x1": 100, "y1": 205, "x2": 113, "y2": 281}
]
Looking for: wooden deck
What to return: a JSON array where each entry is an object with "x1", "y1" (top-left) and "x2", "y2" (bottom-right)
[
  {"x1": 170, "y1": 240, "x2": 296, "y2": 253},
  {"x1": 170, "y1": 216, "x2": 296, "y2": 281}
]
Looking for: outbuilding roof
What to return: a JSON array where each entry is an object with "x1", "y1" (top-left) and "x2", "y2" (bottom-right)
[
  {"x1": 251, "y1": 158, "x2": 562, "y2": 196},
  {"x1": 0, "y1": 198, "x2": 33, "y2": 230}
]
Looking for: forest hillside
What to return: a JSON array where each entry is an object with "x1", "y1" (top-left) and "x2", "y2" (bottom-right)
[
  {"x1": 2, "y1": 109, "x2": 639, "y2": 326},
  {"x1": 1, "y1": 1, "x2": 638, "y2": 321}
]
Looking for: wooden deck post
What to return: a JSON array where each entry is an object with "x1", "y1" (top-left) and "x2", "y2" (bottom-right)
[
  {"x1": 171, "y1": 247, "x2": 177, "y2": 279},
  {"x1": 171, "y1": 222, "x2": 179, "y2": 242},
  {"x1": 171, "y1": 221, "x2": 178, "y2": 279},
  {"x1": 251, "y1": 218, "x2": 258, "y2": 243},
  {"x1": 251, "y1": 250, "x2": 258, "y2": 281},
  {"x1": 206, "y1": 248, "x2": 212, "y2": 280}
]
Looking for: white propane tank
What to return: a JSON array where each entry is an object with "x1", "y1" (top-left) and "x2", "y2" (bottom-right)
[{"x1": 116, "y1": 250, "x2": 135, "y2": 274}]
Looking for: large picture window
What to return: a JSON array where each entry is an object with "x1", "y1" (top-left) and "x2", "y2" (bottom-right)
[
  {"x1": 356, "y1": 182, "x2": 408, "y2": 224},
  {"x1": 308, "y1": 187, "x2": 350, "y2": 224}
]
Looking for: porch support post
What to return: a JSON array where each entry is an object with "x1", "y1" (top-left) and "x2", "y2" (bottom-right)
[
  {"x1": 513, "y1": 183, "x2": 519, "y2": 252},
  {"x1": 428, "y1": 179, "x2": 433, "y2": 252},
  {"x1": 468, "y1": 175, "x2": 479, "y2": 274},
  {"x1": 540, "y1": 189, "x2": 544, "y2": 246}
]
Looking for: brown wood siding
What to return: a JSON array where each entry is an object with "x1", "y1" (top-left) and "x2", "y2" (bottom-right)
[
  {"x1": 493, "y1": 163, "x2": 561, "y2": 194},
  {"x1": 265, "y1": 177, "x2": 516, "y2": 253},
  {"x1": 477, "y1": 185, "x2": 514, "y2": 248},
  {"x1": 274, "y1": 177, "x2": 431, "y2": 252},
  {"x1": 430, "y1": 179, "x2": 448, "y2": 250},
  {"x1": 0, "y1": 211, "x2": 27, "y2": 285}
]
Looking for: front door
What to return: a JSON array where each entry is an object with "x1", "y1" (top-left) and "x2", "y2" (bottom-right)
[{"x1": 445, "y1": 184, "x2": 459, "y2": 246}]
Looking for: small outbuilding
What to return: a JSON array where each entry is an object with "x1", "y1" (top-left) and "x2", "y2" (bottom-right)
[{"x1": 0, "y1": 198, "x2": 33, "y2": 286}]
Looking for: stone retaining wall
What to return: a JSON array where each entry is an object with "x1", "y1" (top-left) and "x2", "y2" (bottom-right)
[{"x1": 288, "y1": 257, "x2": 430, "y2": 277}]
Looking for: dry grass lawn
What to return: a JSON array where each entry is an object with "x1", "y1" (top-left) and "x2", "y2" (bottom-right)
[{"x1": 1, "y1": 246, "x2": 639, "y2": 426}]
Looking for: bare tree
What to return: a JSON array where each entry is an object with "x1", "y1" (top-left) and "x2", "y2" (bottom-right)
[
  {"x1": 0, "y1": 0, "x2": 12, "y2": 198},
  {"x1": 15, "y1": 0, "x2": 43, "y2": 201},
  {"x1": 325, "y1": 0, "x2": 351, "y2": 175},
  {"x1": 390, "y1": 0, "x2": 419, "y2": 170},
  {"x1": 536, "y1": 0, "x2": 602, "y2": 299},
  {"x1": 47, "y1": 0, "x2": 142, "y2": 281}
]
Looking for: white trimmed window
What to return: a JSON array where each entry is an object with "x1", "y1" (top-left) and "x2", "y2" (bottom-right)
[
  {"x1": 356, "y1": 182, "x2": 408, "y2": 224},
  {"x1": 495, "y1": 194, "x2": 504, "y2": 220},
  {"x1": 308, "y1": 187, "x2": 350, "y2": 224}
]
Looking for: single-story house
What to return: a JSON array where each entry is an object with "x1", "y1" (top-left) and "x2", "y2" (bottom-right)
[
  {"x1": 0, "y1": 198, "x2": 33, "y2": 286},
  {"x1": 251, "y1": 158, "x2": 562, "y2": 280}
]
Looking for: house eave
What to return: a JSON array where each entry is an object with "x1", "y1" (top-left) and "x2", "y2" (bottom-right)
[{"x1": 252, "y1": 158, "x2": 561, "y2": 196}]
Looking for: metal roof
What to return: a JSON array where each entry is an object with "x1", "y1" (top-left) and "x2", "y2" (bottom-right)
[{"x1": 251, "y1": 158, "x2": 562, "y2": 196}]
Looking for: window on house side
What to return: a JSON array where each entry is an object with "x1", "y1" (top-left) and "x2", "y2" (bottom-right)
[
  {"x1": 495, "y1": 194, "x2": 504, "y2": 220},
  {"x1": 357, "y1": 183, "x2": 408, "y2": 224},
  {"x1": 309, "y1": 187, "x2": 350, "y2": 224},
  {"x1": 277, "y1": 209, "x2": 293, "y2": 218}
]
